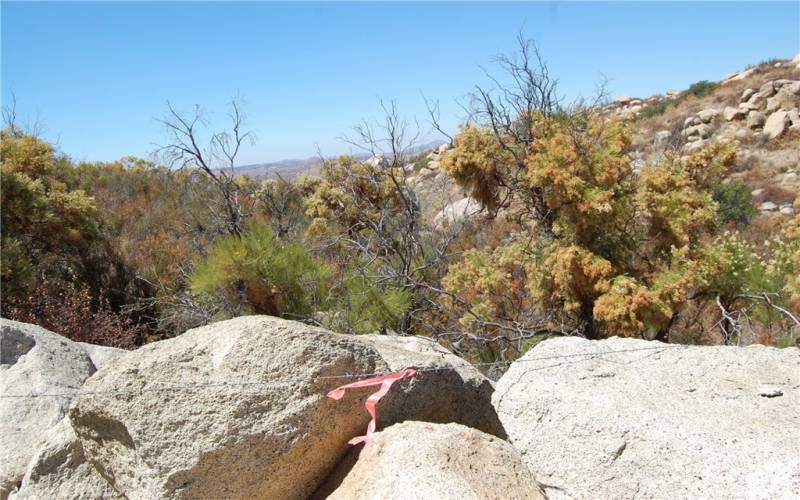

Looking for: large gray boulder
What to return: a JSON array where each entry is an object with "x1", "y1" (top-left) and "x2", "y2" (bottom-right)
[
  {"x1": 0, "y1": 320, "x2": 102, "y2": 498},
  {"x1": 327, "y1": 422, "x2": 546, "y2": 500},
  {"x1": 69, "y1": 316, "x2": 501, "y2": 500},
  {"x1": 9, "y1": 418, "x2": 121, "y2": 499},
  {"x1": 493, "y1": 336, "x2": 800, "y2": 500}
]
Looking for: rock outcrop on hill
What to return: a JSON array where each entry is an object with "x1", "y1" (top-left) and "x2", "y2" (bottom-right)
[
  {"x1": 493, "y1": 336, "x2": 800, "y2": 500},
  {"x1": 0, "y1": 319, "x2": 124, "y2": 499},
  {"x1": 326, "y1": 421, "x2": 546, "y2": 500},
  {"x1": 68, "y1": 316, "x2": 502, "y2": 500}
]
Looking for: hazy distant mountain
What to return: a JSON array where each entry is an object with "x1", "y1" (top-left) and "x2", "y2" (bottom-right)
[
  {"x1": 233, "y1": 140, "x2": 447, "y2": 179},
  {"x1": 233, "y1": 157, "x2": 325, "y2": 180}
]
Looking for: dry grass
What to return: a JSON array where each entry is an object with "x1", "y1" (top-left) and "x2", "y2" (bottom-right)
[
  {"x1": 752, "y1": 185, "x2": 797, "y2": 204},
  {"x1": 764, "y1": 128, "x2": 800, "y2": 150}
]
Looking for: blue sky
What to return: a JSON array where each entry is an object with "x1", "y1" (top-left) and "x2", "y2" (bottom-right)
[{"x1": 2, "y1": 2, "x2": 799, "y2": 165}]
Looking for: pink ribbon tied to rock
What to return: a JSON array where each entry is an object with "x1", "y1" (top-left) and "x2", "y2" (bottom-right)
[{"x1": 326, "y1": 368, "x2": 417, "y2": 445}]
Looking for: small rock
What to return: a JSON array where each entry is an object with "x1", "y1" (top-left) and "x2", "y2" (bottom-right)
[
  {"x1": 758, "y1": 386, "x2": 783, "y2": 398},
  {"x1": 683, "y1": 140, "x2": 708, "y2": 154},
  {"x1": 616, "y1": 96, "x2": 632, "y2": 105},
  {"x1": 781, "y1": 81, "x2": 800, "y2": 95},
  {"x1": 433, "y1": 197, "x2": 482, "y2": 227},
  {"x1": 742, "y1": 93, "x2": 766, "y2": 111},
  {"x1": 760, "y1": 201, "x2": 778, "y2": 211},
  {"x1": 758, "y1": 81, "x2": 776, "y2": 99},
  {"x1": 683, "y1": 123, "x2": 713, "y2": 139},
  {"x1": 788, "y1": 108, "x2": 800, "y2": 127},
  {"x1": 626, "y1": 104, "x2": 643, "y2": 114},
  {"x1": 780, "y1": 205, "x2": 795, "y2": 215},
  {"x1": 751, "y1": 188, "x2": 764, "y2": 197},
  {"x1": 741, "y1": 88, "x2": 756, "y2": 102},
  {"x1": 747, "y1": 111, "x2": 767, "y2": 129},
  {"x1": 365, "y1": 155, "x2": 389, "y2": 168},
  {"x1": 654, "y1": 130, "x2": 672, "y2": 150},
  {"x1": 723, "y1": 106, "x2": 747, "y2": 121},
  {"x1": 766, "y1": 89, "x2": 799, "y2": 113},
  {"x1": 697, "y1": 108, "x2": 720, "y2": 123},
  {"x1": 764, "y1": 110, "x2": 790, "y2": 139},
  {"x1": 782, "y1": 172, "x2": 799, "y2": 184},
  {"x1": 684, "y1": 116, "x2": 701, "y2": 127},
  {"x1": 723, "y1": 68, "x2": 755, "y2": 83}
]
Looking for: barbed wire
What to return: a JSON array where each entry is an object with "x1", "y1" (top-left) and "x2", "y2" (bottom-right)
[{"x1": 0, "y1": 344, "x2": 685, "y2": 400}]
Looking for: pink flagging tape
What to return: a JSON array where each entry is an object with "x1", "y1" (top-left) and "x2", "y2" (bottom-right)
[{"x1": 326, "y1": 367, "x2": 417, "y2": 445}]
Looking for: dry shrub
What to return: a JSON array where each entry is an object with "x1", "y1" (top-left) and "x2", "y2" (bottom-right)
[
  {"x1": 746, "y1": 215, "x2": 786, "y2": 245},
  {"x1": 753, "y1": 185, "x2": 797, "y2": 204},
  {"x1": 765, "y1": 128, "x2": 800, "y2": 151},
  {"x1": 3, "y1": 282, "x2": 142, "y2": 349}
]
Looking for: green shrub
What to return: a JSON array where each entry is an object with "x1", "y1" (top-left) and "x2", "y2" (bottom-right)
[
  {"x1": 339, "y1": 275, "x2": 411, "y2": 334},
  {"x1": 685, "y1": 80, "x2": 718, "y2": 98},
  {"x1": 713, "y1": 182, "x2": 757, "y2": 227},
  {"x1": 637, "y1": 99, "x2": 675, "y2": 119},
  {"x1": 190, "y1": 221, "x2": 331, "y2": 318}
]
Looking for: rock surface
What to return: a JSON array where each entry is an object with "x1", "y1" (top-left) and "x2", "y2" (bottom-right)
[
  {"x1": 747, "y1": 111, "x2": 766, "y2": 129},
  {"x1": 723, "y1": 106, "x2": 746, "y2": 121},
  {"x1": 0, "y1": 319, "x2": 98, "y2": 499},
  {"x1": 355, "y1": 334, "x2": 504, "y2": 437},
  {"x1": 764, "y1": 110, "x2": 790, "y2": 139},
  {"x1": 69, "y1": 316, "x2": 500, "y2": 500},
  {"x1": 493, "y1": 336, "x2": 800, "y2": 500},
  {"x1": 433, "y1": 196, "x2": 482, "y2": 227},
  {"x1": 327, "y1": 422, "x2": 546, "y2": 500},
  {"x1": 9, "y1": 419, "x2": 120, "y2": 500},
  {"x1": 76, "y1": 342, "x2": 126, "y2": 371}
]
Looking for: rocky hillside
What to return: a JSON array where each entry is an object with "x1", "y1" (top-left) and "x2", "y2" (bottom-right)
[
  {"x1": 616, "y1": 54, "x2": 800, "y2": 217},
  {"x1": 3, "y1": 317, "x2": 798, "y2": 499},
  {"x1": 404, "y1": 54, "x2": 800, "y2": 226}
]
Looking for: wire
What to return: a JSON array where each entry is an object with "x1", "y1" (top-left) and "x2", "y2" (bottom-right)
[{"x1": 0, "y1": 344, "x2": 683, "y2": 399}]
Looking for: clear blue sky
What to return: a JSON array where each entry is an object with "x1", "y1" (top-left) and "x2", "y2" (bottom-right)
[{"x1": 2, "y1": 2, "x2": 798, "y2": 165}]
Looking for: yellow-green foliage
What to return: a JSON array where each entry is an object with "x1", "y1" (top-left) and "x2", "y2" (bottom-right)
[
  {"x1": 329, "y1": 275, "x2": 412, "y2": 334},
  {"x1": 301, "y1": 155, "x2": 428, "y2": 334},
  {"x1": 442, "y1": 112, "x2": 752, "y2": 340},
  {"x1": 766, "y1": 201, "x2": 800, "y2": 311},
  {"x1": 1, "y1": 128, "x2": 103, "y2": 297},
  {"x1": 305, "y1": 155, "x2": 405, "y2": 239},
  {"x1": 442, "y1": 243, "x2": 534, "y2": 329},
  {"x1": 441, "y1": 125, "x2": 514, "y2": 211},
  {"x1": 190, "y1": 221, "x2": 331, "y2": 318}
]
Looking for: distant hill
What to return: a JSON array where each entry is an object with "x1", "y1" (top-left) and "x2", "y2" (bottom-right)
[
  {"x1": 233, "y1": 140, "x2": 447, "y2": 179},
  {"x1": 233, "y1": 157, "x2": 325, "y2": 180}
]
